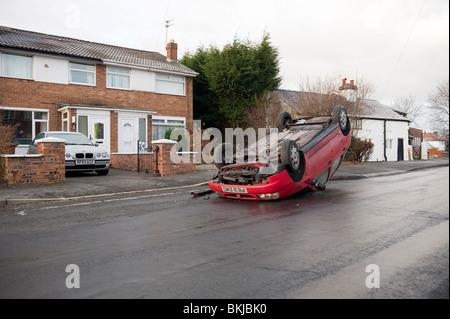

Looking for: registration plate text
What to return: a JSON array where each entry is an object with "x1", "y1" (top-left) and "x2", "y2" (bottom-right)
[
  {"x1": 221, "y1": 187, "x2": 248, "y2": 193},
  {"x1": 76, "y1": 160, "x2": 95, "y2": 165}
]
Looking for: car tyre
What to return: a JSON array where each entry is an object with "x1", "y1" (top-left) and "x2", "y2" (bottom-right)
[
  {"x1": 281, "y1": 140, "x2": 301, "y2": 173},
  {"x1": 213, "y1": 143, "x2": 236, "y2": 169},
  {"x1": 277, "y1": 111, "x2": 294, "y2": 132},
  {"x1": 96, "y1": 169, "x2": 109, "y2": 176},
  {"x1": 332, "y1": 105, "x2": 349, "y2": 132}
]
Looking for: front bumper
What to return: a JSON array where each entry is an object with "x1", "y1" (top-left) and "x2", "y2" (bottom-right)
[
  {"x1": 65, "y1": 159, "x2": 110, "y2": 172},
  {"x1": 208, "y1": 169, "x2": 309, "y2": 200}
]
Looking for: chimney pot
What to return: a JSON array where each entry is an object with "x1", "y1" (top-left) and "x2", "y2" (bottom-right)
[{"x1": 350, "y1": 80, "x2": 354, "y2": 85}]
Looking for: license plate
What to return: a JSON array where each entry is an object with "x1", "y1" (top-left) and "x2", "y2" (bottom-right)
[
  {"x1": 221, "y1": 186, "x2": 248, "y2": 193},
  {"x1": 76, "y1": 160, "x2": 94, "y2": 165}
]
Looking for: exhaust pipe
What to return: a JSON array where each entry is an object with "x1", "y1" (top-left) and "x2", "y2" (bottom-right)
[{"x1": 311, "y1": 179, "x2": 326, "y2": 191}]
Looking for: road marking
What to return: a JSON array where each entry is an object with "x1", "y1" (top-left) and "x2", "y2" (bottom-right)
[
  {"x1": 38, "y1": 192, "x2": 180, "y2": 210},
  {"x1": 65, "y1": 182, "x2": 209, "y2": 201},
  {"x1": 41, "y1": 201, "x2": 103, "y2": 210},
  {"x1": 103, "y1": 192, "x2": 177, "y2": 202}
]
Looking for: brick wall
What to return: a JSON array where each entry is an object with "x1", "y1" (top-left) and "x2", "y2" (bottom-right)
[
  {"x1": 428, "y1": 148, "x2": 442, "y2": 158},
  {"x1": 152, "y1": 141, "x2": 196, "y2": 176},
  {"x1": 110, "y1": 154, "x2": 138, "y2": 171},
  {"x1": 0, "y1": 139, "x2": 65, "y2": 186},
  {"x1": 0, "y1": 65, "x2": 194, "y2": 133}
]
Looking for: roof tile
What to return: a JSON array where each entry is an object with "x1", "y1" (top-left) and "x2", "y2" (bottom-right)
[{"x1": 0, "y1": 26, "x2": 197, "y2": 76}]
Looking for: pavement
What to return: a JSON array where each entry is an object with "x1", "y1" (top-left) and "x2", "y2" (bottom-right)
[{"x1": 0, "y1": 158, "x2": 448, "y2": 206}]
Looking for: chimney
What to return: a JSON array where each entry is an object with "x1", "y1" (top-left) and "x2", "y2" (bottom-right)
[
  {"x1": 166, "y1": 39, "x2": 178, "y2": 62},
  {"x1": 339, "y1": 78, "x2": 357, "y2": 91}
]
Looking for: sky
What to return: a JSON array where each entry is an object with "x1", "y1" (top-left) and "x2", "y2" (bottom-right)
[{"x1": 0, "y1": 0, "x2": 449, "y2": 130}]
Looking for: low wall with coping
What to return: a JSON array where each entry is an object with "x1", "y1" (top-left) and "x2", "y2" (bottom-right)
[
  {"x1": 152, "y1": 139, "x2": 196, "y2": 176},
  {"x1": 0, "y1": 138, "x2": 65, "y2": 186}
]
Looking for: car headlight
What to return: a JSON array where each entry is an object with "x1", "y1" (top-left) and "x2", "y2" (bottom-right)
[
  {"x1": 97, "y1": 153, "x2": 101, "y2": 158},
  {"x1": 65, "y1": 153, "x2": 71, "y2": 158},
  {"x1": 102, "y1": 152, "x2": 108, "y2": 158},
  {"x1": 257, "y1": 192, "x2": 280, "y2": 200}
]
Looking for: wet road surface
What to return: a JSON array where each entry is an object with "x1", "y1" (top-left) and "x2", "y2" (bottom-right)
[{"x1": 0, "y1": 167, "x2": 448, "y2": 298}]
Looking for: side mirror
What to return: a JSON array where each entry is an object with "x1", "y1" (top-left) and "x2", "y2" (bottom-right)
[{"x1": 94, "y1": 143, "x2": 99, "y2": 147}]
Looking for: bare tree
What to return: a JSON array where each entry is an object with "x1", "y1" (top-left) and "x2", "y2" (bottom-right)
[
  {"x1": 245, "y1": 92, "x2": 282, "y2": 129},
  {"x1": 391, "y1": 94, "x2": 423, "y2": 123},
  {"x1": 293, "y1": 75, "x2": 376, "y2": 118},
  {"x1": 428, "y1": 79, "x2": 449, "y2": 134}
]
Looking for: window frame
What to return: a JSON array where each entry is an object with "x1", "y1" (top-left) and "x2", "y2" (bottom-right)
[
  {"x1": 69, "y1": 62, "x2": 96, "y2": 86},
  {"x1": 0, "y1": 52, "x2": 33, "y2": 80},
  {"x1": 352, "y1": 119, "x2": 363, "y2": 130},
  {"x1": 152, "y1": 116, "x2": 186, "y2": 141},
  {"x1": 0, "y1": 107, "x2": 49, "y2": 143},
  {"x1": 106, "y1": 66, "x2": 131, "y2": 90},
  {"x1": 155, "y1": 73, "x2": 185, "y2": 96}
]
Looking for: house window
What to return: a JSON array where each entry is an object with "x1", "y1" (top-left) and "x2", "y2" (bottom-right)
[
  {"x1": 0, "y1": 108, "x2": 49, "y2": 144},
  {"x1": 152, "y1": 116, "x2": 186, "y2": 141},
  {"x1": 139, "y1": 118, "x2": 147, "y2": 142},
  {"x1": 352, "y1": 119, "x2": 362, "y2": 130},
  {"x1": 62, "y1": 111, "x2": 69, "y2": 131},
  {"x1": 106, "y1": 67, "x2": 130, "y2": 89},
  {"x1": 34, "y1": 112, "x2": 48, "y2": 137},
  {"x1": 387, "y1": 139, "x2": 393, "y2": 149},
  {"x1": 78, "y1": 115, "x2": 88, "y2": 137},
  {"x1": 69, "y1": 62, "x2": 95, "y2": 85},
  {"x1": 156, "y1": 73, "x2": 185, "y2": 95},
  {"x1": 1, "y1": 53, "x2": 32, "y2": 79}
]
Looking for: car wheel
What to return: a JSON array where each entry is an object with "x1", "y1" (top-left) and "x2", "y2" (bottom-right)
[
  {"x1": 332, "y1": 105, "x2": 349, "y2": 132},
  {"x1": 281, "y1": 140, "x2": 301, "y2": 173},
  {"x1": 277, "y1": 111, "x2": 293, "y2": 132},
  {"x1": 96, "y1": 169, "x2": 109, "y2": 176},
  {"x1": 213, "y1": 143, "x2": 236, "y2": 169}
]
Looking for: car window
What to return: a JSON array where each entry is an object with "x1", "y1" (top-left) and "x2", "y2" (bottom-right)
[
  {"x1": 32, "y1": 133, "x2": 46, "y2": 145},
  {"x1": 331, "y1": 156, "x2": 342, "y2": 176},
  {"x1": 47, "y1": 133, "x2": 93, "y2": 145},
  {"x1": 316, "y1": 168, "x2": 330, "y2": 184}
]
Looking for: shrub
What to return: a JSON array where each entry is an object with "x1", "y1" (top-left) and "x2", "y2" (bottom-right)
[
  {"x1": 344, "y1": 136, "x2": 374, "y2": 162},
  {"x1": 0, "y1": 116, "x2": 13, "y2": 154}
]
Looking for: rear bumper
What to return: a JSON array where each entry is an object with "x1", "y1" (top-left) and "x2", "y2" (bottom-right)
[{"x1": 208, "y1": 169, "x2": 310, "y2": 200}]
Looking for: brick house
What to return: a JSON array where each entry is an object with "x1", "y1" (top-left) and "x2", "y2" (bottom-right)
[
  {"x1": 408, "y1": 127, "x2": 423, "y2": 159},
  {"x1": 0, "y1": 26, "x2": 197, "y2": 170}
]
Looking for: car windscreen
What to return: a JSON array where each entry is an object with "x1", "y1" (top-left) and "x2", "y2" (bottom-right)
[{"x1": 47, "y1": 133, "x2": 93, "y2": 145}]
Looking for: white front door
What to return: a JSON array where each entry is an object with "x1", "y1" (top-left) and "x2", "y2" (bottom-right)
[
  {"x1": 119, "y1": 118, "x2": 135, "y2": 153},
  {"x1": 76, "y1": 110, "x2": 111, "y2": 153}
]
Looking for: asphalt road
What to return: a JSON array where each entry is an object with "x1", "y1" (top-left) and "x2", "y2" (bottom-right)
[{"x1": 0, "y1": 167, "x2": 448, "y2": 299}]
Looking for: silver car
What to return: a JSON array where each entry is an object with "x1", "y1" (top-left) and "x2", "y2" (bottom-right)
[{"x1": 30, "y1": 132, "x2": 110, "y2": 175}]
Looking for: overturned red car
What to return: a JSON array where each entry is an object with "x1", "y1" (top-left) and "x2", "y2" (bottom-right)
[{"x1": 208, "y1": 105, "x2": 352, "y2": 200}]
